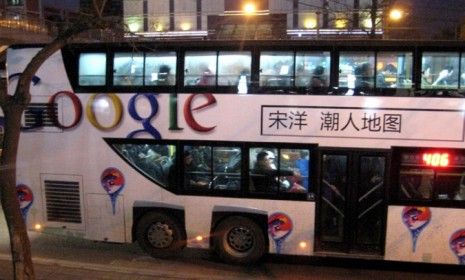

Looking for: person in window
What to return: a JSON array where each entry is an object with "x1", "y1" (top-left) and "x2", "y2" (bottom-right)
[
  {"x1": 197, "y1": 64, "x2": 215, "y2": 86},
  {"x1": 183, "y1": 150, "x2": 209, "y2": 189},
  {"x1": 421, "y1": 65, "x2": 433, "y2": 86},
  {"x1": 354, "y1": 62, "x2": 373, "y2": 91},
  {"x1": 310, "y1": 66, "x2": 327, "y2": 94},
  {"x1": 157, "y1": 65, "x2": 172, "y2": 85},
  {"x1": 251, "y1": 151, "x2": 294, "y2": 192},
  {"x1": 295, "y1": 150, "x2": 310, "y2": 191},
  {"x1": 432, "y1": 65, "x2": 454, "y2": 86},
  {"x1": 376, "y1": 63, "x2": 397, "y2": 88},
  {"x1": 251, "y1": 151, "x2": 280, "y2": 192}
]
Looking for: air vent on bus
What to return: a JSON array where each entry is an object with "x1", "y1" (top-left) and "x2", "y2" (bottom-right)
[
  {"x1": 44, "y1": 180, "x2": 82, "y2": 224},
  {"x1": 24, "y1": 103, "x2": 57, "y2": 129}
]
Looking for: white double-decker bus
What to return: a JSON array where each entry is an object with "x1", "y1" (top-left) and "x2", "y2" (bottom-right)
[{"x1": 4, "y1": 40, "x2": 465, "y2": 266}]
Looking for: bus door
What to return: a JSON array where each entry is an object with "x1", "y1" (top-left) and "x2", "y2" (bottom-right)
[{"x1": 316, "y1": 150, "x2": 388, "y2": 255}]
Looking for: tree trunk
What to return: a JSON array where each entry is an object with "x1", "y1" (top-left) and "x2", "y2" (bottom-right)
[{"x1": 0, "y1": 100, "x2": 34, "y2": 280}]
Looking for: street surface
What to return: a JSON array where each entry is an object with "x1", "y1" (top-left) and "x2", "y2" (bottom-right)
[{"x1": 0, "y1": 210, "x2": 464, "y2": 279}]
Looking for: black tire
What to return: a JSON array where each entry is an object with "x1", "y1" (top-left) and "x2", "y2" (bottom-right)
[
  {"x1": 135, "y1": 212, "x2": 186, "y2": 258},
  {"x1": 213, "y1": 216, "x2": 266, "y2": 264}
]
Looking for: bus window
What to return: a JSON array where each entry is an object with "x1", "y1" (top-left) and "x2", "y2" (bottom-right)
[
  {"x1": 295, "y1": 51, "x2": 330, "y2": 92},
  {"x1": 212, "y1": 147, "x2": 242, "y2": 190},
  {"x1": 376, "y1": 52, "x2": 413, "y2": 89},
  {"x1": 421, "y1": 52, "x2": 459, "y2": 89},
  {"x1": 461, "y1": 54, "x2": 465, "y2": 89},
  {"x1": 399, "y1": 169, "x2": 433, "y2": 200},
  {"x1": 184, "y1": 52, "x2": 217, "y2": 86},
  {"x1": 79, "y1": 53, "x2": 106, "y2": 86},
  {"x1": 435, "y1": 171, "x2": 465, "y2": 200},
  {"x1": 183, "y1": 146, "x2": 212, "y2": 189},
  {"x1": 259, "y1": 51, "x2": 294, "y2": 87},
  {"x1": 217, "y1": 51, "x2": 251, "y2": 86},
  {"x1": 249, "y1": 147, "x2": 309, "y2": 194},
  {"x1": 339, "y1": 52, "x2": 375, "y2": 91},
  {"x1": 113, "y1": 52, "x2": 144, "y2": 86},
  {"x1": 280, "y1": 149, "x2": 310, "y2": 193},
  {"x1": 144, "y1": 52, "x2": 177, "y2": 86},
  {"x1": 111, "y1": 143, "x2": 175, "y2": 188}
]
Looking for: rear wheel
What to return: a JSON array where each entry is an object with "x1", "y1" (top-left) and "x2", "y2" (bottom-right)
[
  {"x1": 136, "y1": 212, "x2": 186, "y2": 258},
  {"x1": 213, "y1": 216, "x2": 266, "y2": 264}
]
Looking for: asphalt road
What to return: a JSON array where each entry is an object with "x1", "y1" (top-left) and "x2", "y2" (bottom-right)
[{"x1": 1, "y1": 206, "x2": 465, "y2": 279}]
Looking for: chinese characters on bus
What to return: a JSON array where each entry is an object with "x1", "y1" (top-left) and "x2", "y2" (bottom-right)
[{"x1": 262, "y1": 106, "x2": 464, "y2": 141}]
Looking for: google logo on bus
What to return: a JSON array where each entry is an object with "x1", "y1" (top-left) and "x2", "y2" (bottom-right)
[{"x1": 24, "y1": 91, "x2": 217, "y2": 139}]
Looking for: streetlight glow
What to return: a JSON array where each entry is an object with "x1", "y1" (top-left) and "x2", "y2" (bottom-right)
[
  {"x1": 389, "y1": 9, "x2": 403, "y2": 21},
  {"x1": 243, "y1": 3, "x2": 256, "y2": 15}
]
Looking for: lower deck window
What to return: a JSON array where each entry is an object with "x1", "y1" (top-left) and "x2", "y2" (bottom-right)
[{"x1": 397, "y1": 149, "x2": 465, "y2": 202}]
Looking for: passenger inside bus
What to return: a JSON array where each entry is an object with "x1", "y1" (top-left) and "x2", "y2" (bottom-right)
[
  {"x1": 183, "y1": 150, "x2": 210, "y2": 189},
  {"x1": 310, "y1": 66, "x2": 327, "y2": 94},
  {"x1": 251, "y1": 151, "x2": 281, "y2": 192}
]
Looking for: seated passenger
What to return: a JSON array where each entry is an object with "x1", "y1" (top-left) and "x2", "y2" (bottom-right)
[
  {"x1": 310, "y1": 66, "x2": 327, "y2": 94},
  {"x1": 251, "y1": 151, "x2": 280, "y2": 192},
  {"x1": 183, "y1": 150, "x2": 209, "y2": 189}
]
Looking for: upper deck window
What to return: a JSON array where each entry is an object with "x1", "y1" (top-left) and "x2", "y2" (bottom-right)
[
  {"x1": 421, "y1": 52, "x2": 460, "y2": 90},
  {"x1": 295, "y1": 52, "x2": 331, "y2": 91},
  {"x1": 113, "y1": 52, "x2": 144, "y2": 86},
  {"x1": 259, "y1": 52, "x2": 295, "y2": 87},
  {"x1": 376, "y1": 52, "x2": 413, "y2": 89},
  {"x1": 144, "y1": 52, "x2": 177, "y2": 86},
  {"x1": 339, "y1": 52, "x2": 375, "y2": 90},
  {"x1": 217, "y1": 52, "x2": 252, "y2": 86},
  {"x1": 184, "y1": 51, "x2": 251, "y2": 87},
  {"x1": 79, "y1": 53, "x2": 106, "y2": 86},
  {"x1": 184, "y1": 51, "x2": 217, "y2": 86}
]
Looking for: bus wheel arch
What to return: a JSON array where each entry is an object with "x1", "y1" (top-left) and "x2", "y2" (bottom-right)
[
  {"x1": 135, "y1": 211, "x2": 186, "y2": 258},
  {"x1": 212, "y1": 215, "x2": 267, "y2": 264}
]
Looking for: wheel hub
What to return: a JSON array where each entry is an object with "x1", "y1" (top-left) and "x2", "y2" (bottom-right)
[
  {"x1": 147, "y1": 221, "x2": 174, "y2": 248},
  {"x1": 227, "y1": 226, "x2": 254, "y2": 252}
]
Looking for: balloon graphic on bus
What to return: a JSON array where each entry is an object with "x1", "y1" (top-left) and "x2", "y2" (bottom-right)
[
  {"x1": 450, "y1": 229, "x2": 465, "y2": 265},
  {"x1": 100, "y1": 167, "x2": 125, "y2": 215},
  {"x1": 268, "y1": 212, "x2": 293, "y2": 254},
  {"x1": 16, "y1": 184, "x2": 33, "y2": 222},
  {"x1": 402, "y1": 206, "x2": 431, "y2": 252}
]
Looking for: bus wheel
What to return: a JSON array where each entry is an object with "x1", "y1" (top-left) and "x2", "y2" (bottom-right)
[
  {"x1": 213, "y1": 216, "x2": 266, "y2": 264},
  {"x1": 136, "y1": 212, "x2": 186, "y2": 258}
]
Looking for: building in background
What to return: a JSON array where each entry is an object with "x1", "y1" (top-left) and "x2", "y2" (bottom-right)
[{"x1": 123, "y1": 0, "x2": 387, "y2": 39}]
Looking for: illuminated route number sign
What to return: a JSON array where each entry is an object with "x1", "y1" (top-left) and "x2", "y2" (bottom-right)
[{"x1": 400, "y1": 150, "x2": 465, "y2": 168}]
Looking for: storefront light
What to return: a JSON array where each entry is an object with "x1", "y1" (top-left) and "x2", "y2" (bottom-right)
[
  {"x1": 303, "y1": 18, "x2": 317, "y2": 29},
  {"x1": 180, "y1": 22, "x2": 192, "y2": 31}
]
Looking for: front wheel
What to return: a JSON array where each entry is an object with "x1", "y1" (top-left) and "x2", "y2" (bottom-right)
[
  {"x1": 136, "y1": 212, "x2": 186, "y2": 258},
  {"x1": 213, "y1": 216, "x2": 266, "y2": 264}
]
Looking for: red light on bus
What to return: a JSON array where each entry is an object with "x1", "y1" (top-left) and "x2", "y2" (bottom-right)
[{"x1": 422, "y1": 153, "x2": 450, "y2": 167}]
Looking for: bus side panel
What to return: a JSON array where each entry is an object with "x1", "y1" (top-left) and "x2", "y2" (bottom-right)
[
  {"x1": 385, "y1": 205, "x2": 465, "y2": 265},
  {"x1": 175, "y1": 196, "x2": 315, "y2": 256}
]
